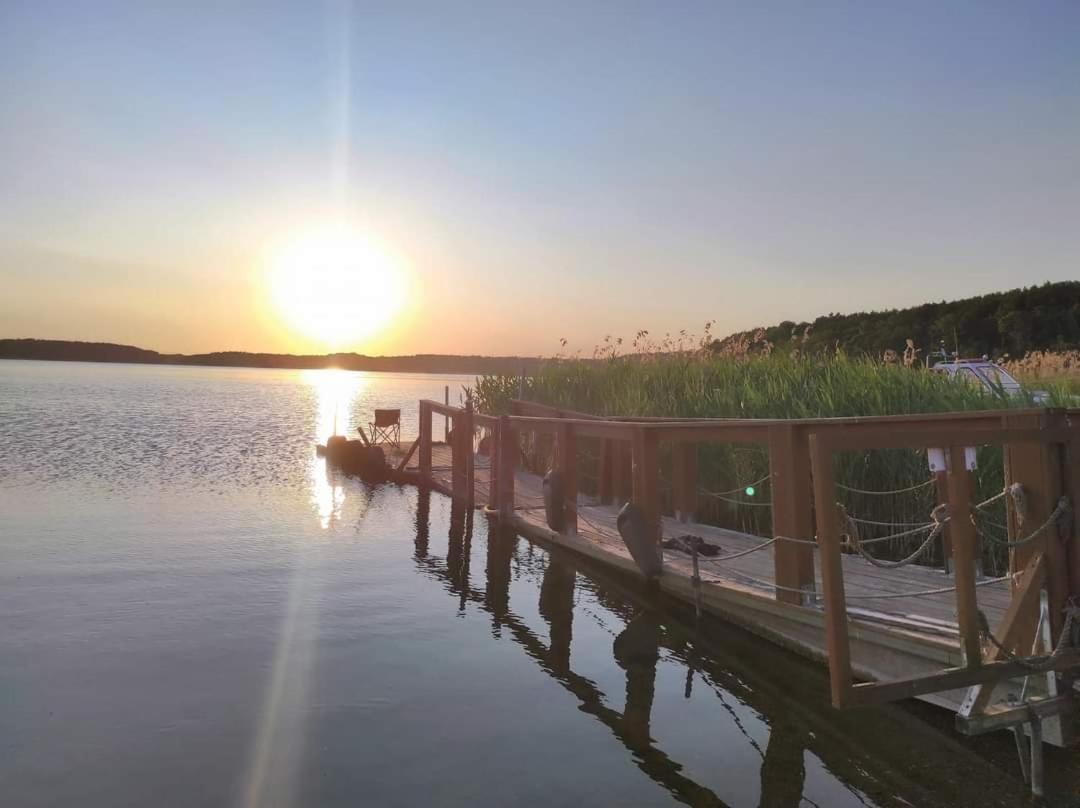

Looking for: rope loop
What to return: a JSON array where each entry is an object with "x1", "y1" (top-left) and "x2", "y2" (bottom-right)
[
  {"x1": 838, "y1": 502, "x2": 948, "y2": 569},
  {"x1": 979, "y1": 600, "x2": 1080, "y2": 672},
  {"x1": 973, "y1": 495, "x2": 1071, "y2": 548}
]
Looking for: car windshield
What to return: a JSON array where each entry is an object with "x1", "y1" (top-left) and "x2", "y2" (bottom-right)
[{"x1": 976, "y1": 365, "x2": 1021, "y2": 390}]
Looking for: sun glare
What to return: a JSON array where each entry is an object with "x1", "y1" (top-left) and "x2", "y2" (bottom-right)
[{"x1": 267, "y1": 228, "x2": 407, "y2": 350}]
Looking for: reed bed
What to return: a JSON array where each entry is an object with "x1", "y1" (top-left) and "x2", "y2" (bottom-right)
[{"x1": 474, "y1": 353, "x2": 1064, "y2": 572}]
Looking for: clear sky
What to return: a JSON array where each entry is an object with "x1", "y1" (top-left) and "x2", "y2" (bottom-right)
[{"x1": 2, "y1": 1, "x2": 1078, "y2": 356}]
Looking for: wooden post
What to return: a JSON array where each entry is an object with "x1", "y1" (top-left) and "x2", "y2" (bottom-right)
[
  {"x1": 489, "y1": 419, "x2": 500, "y2": 512},
  {"x1": 444, "y1": 385, "x2": 450, "y2": 442},
  {"x1": 558, "y1": 422, "x2": 578, "y2": 534},
  {"x1": 419, "y1": 401, "x2": 432, "y2": 482},
  {"x1": 808, "y1": 433, "x2": 853, "y2": 708},
  {"x1": 671, "y1": 442, "x2": 698, "y2": 523},
  {"x1": 598, "y1": 439, "x2": 615, "y2": 505},
  {"x1": 450, "y1": 412, "x2": 463, "y2": 501},
  {"x1": 498, "y1": 415, "x2": 516, "y2": 521},
  {"x1": 1005, "y1": 412, "x2": 1067, "y2": 644},
  {"x1": 934, "y1": 470, "x2": 952, "y2": 573},
  {"x1": 947, "y1": 444, "x2": 984, "y2": 669},
  {"x1": 1066, "y1": 430, "x2": 1080, "y2": 604},
  {"x1": 632, "y1": 427, "x2": 661, "y2": 546},
  {"x1": 463, "y1": 400, "x2": 475, "y2": 507},
  {"x1": 769, "y1": 424, "x2": 815, "y2": 606}
]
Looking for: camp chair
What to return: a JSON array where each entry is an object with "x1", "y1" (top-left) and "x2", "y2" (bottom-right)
[{"x1": 369, "y1": 408, "x2": 401, "y2": 447}]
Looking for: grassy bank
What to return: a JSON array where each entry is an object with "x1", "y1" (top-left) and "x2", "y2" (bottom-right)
[{"x1": 474, "y1": 354, "x2": 1065, "y2": 573}]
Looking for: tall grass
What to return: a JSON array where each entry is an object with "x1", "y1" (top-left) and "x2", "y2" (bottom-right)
[{"x1": 474, "y1": 353, "x2": 1059, "y2": 573}]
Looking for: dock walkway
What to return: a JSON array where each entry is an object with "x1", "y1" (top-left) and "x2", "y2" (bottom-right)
[{"x1": 383, "y1": 400, "x2": 1080, "y2": 750}]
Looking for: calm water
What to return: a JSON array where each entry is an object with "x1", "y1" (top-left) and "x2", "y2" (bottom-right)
[{"x1": 0, "y1": 361, "x2": 1035, "y2": 807}]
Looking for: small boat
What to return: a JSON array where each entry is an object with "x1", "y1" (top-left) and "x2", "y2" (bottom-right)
[{"x1": 316, "y1": 434, "x2": 388, "y2": 481}]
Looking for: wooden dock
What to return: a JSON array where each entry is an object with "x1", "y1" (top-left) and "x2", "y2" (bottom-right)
[{"x1": 385, "y1": 399, "x2": 1080, "y2": 753}]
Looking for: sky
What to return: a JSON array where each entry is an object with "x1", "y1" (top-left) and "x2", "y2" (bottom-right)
[{"x1": 1, "y1": 1, "x2": 1078, "y2": 357}]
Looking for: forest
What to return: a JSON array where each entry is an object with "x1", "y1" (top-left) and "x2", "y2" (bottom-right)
[{"x1": 709, "y1": 281, "x2": 1080, "y2": 360}]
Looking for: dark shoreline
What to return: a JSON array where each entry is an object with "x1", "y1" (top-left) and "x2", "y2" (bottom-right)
[{"x1": 0, "y1": 339, "x2": 541, "y2": 376}]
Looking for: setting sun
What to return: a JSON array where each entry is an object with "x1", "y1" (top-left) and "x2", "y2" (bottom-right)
[{"x1": 266, "y1": 227, "x2": 408, "y2": 351}]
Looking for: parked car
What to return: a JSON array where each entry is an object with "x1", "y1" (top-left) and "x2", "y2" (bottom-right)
[{"x1": 929, "y1": 357, "x2": 1049, "y2": 404}]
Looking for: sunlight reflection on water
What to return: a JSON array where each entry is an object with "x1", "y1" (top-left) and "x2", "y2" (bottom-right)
[{"x1": 307, "y1": 369, "x2": 365, "y2": 529}]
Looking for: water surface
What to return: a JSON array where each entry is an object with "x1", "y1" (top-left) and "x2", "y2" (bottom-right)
[{"x1": 0, "y1": 361, "x2": 1038, "y2": 806}]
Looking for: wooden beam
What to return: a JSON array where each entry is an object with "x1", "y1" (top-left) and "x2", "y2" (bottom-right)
[
  {"x1": 769, "y1": 423, "x2": 815, "y2": 606},
  {"x1": 418, "y1": 401, "x2": 432, "y2": 482},
  {"x1": 957, "y1": 693, "x2": 1075, "y2": 736},
  {"x1": 960, "y1": 552, "x2": 1047, "y2": 718},
  {"x1": 558, "y1": 421, "x2": 578, "y2": 535},
  {"x1": 396, "y1": 437, "x2": 420, "y2": 472},
  {"x1": 848, "y1": 650, "x2": 1080, "y2": 707},
  {"x1": 671, "y1": 442, "x2": 698, "y2": 524},
  {"x1": 808, "y1": 433, "x2": 853, "y2": 708},
  {"x1": 947, "y1": 444, "x2": 984, "y2": 669},
  {"x1": 631, "y1": 427, "x2": 661, "y2": 545}
]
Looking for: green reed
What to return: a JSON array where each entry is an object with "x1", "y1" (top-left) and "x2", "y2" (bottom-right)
[{"x1": 473, "y1": 353, "x2": 1059, "y2": 572}]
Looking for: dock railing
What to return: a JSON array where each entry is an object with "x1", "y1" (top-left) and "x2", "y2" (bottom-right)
[{"x1": 417, "y1": 399, "x2": 1080, "y2": 714}]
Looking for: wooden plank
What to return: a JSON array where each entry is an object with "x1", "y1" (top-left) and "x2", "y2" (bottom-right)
[
  {"x1": 631, "y1": 426, "x2": 661, "y2": 545},
  {"x1": 418, "y1": 401, "x2": 432, "y2": 481},
  {"x1": 960, "y1": 552, "x2": 1047, "y2": 717},
  {"x1": 947, "y1": 444, "x2": 983, "y2": 669},
  {"x1": 809, "y1": 433, "x2": 853, "y2": 708},
  {"x1": 769, "y1": 423, "x2": 815, "y2": 606},
  {"x1": 558, "y1": 421, "x2": 578, "y2": 535},
  {"x1": 671, "y1": 442, "x2": 698, "y2": 523}
]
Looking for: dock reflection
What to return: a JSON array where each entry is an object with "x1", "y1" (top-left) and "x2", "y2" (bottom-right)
[{"x1": 408, "y1": 488, "x2": 1026, "y2": 808}]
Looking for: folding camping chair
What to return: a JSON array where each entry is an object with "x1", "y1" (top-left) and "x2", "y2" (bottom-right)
[{"x1": 369, "y1": 408, "x2": 401, "y2": 447}]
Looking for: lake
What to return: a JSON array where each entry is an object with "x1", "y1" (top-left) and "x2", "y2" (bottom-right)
[{"x1": 0, "y1": 361, "x2": 1039, "y2": 806}]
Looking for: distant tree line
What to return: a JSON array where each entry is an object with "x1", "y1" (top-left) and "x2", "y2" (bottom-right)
[
  {"x1": 709, "y1": 281, "x2": 1080, "y2": 360},
  {"x1": 0, "y1": 339, "x2": 542, "y2": 376}
]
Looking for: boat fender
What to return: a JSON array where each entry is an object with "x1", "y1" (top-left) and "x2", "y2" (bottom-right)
[
  {"x1": 543, "y1": 469, "x2": 565, "y2": 532},
  {"x1": 616, "y1": 502, "x2": 663, "y2": 581}
]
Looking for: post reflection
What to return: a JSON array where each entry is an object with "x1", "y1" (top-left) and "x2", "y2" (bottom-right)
[
  {"x1": 538, "y1": 557, "x2": 575, "y2": 674},
  {"x1": 407, "y1": 498, "x2": 1027, "y2": 808}
]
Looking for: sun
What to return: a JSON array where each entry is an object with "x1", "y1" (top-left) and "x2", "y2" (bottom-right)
[{"x1": 266, "y1": 227, "x2": 408, "y2": 350}]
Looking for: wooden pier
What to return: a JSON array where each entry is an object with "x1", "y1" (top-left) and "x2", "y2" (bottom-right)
[{"x1": 387, "y1": 399, "x2": 1080, "y2": 754}]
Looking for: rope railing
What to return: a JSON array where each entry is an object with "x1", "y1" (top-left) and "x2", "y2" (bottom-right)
[
  {"x1": 697, "y1": 487, "x2": 773, "y2": 508},
  {"x1": 697, "y1": 473, "x2": 772, "y2": 499},
  {"x1": 835, "y1": 477, "x2": 936, "y2": 496},
  {"x1": 702, "y1": 570, "x2": 1014, "y2": 603}
]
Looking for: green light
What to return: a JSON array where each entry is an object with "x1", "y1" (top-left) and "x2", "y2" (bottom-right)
[{"x1": 745, "y1": 486, "x2": 756, "y2": 497}]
